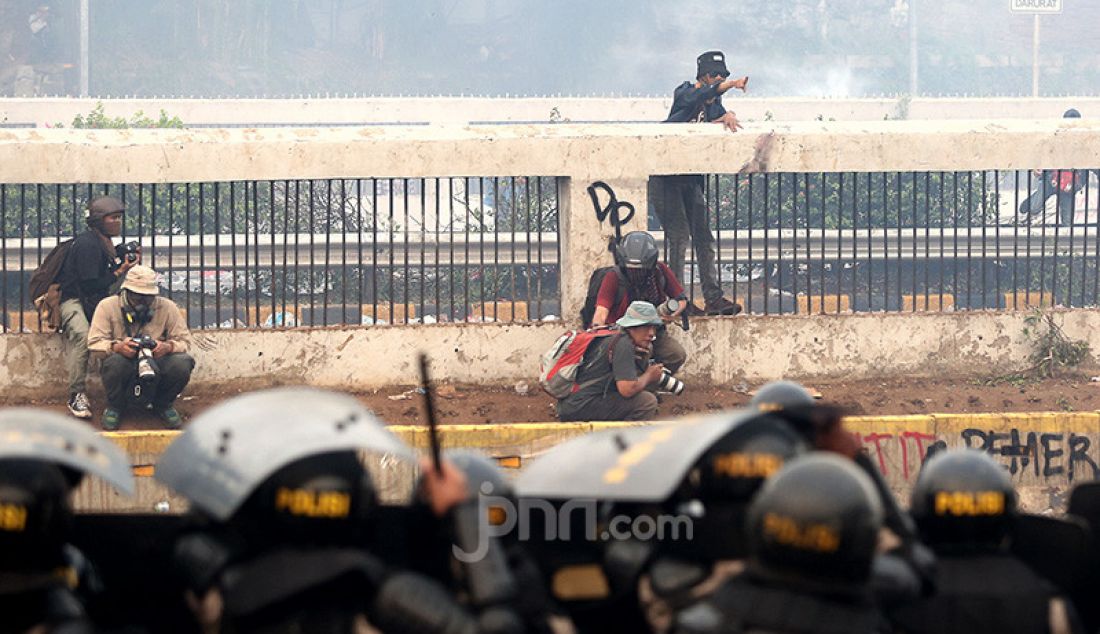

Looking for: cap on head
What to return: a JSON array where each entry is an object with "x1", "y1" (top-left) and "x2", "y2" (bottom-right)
[
  {"x1": 1064, "y1": 108, "x2": 1082, "y2": 119},
  {"x1": 616, "y1": 301, "x2": 662, "y2": 329},
  {"x1": 746, "y1": 453, "x2": 883, "y2": 596},
  {"x1": 910, "y1": 449, "x2": 1016, "y2": 552},
  {"x1": 120, "y1": 265, "x2": 159, "y2": 296},
  {"x1": 696, "y1": 50, "x2": 730, "y2": 78},
  {"x1": 85, "y1": 196, "x2": 124, "y2": 227}
]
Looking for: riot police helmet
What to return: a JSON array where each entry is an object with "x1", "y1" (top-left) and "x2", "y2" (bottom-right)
[
  {"x1": 444, "y1": 449, "x2": 513, "y2": 501},
  {"x1": 910, "y1": 449, "x2": 1017, "y2": 552},
  {"x1": 746, "y1": 453, "x2": 883, "y2": 597},
  {"x1": 750, "y1": 381, "x2": 815, "y2": 413}
]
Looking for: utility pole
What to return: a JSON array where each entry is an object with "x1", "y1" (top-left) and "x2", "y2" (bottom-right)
[
  {"x1": 1032, "y1": 14, "x2": 1040, "y2": 97},
  {"x1": 908, "y1": 0, "x2": 918, "y2": 95},
  {"x1": 79, "y1": 0, "x2": 89, "y2": 97}
]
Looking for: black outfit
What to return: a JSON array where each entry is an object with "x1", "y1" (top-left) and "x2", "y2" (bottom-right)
[
  {"x1": 888, "y1": 553, "x2": 1083, "y2": 634},
  {"x1": 100, "y1": 352, "x2": 194, "y2": 412},
  {"x1": 58, "y1": 229, "x2": 117, "y2": 320},
  {"x1": 651, "y1": 81, "x2": 729, "y2": 305}
]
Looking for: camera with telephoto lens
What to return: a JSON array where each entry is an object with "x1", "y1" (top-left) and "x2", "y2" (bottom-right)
[
  {"x1": 116, "y1": 240, "x2": 140, "y2": 263},
  {"x1": 132, "y1": 335, "x2": 159, "y2": 401},
  {"x1": 656, "y1": 368, "x2": 685, "y2": 396}
]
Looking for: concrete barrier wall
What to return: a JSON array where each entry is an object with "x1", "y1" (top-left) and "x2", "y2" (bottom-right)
[
  {"x1": 5, "y1": 309, "x2": 1100, "y2": 401},
  {"x1": 78, "y1": 413, "x2": 1100, "y2": 515},
  {"x1": 5, "y1": 96, "x2": 1100, "y2": 127}
]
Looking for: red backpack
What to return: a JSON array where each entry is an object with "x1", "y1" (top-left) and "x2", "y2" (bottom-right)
[{"x1": 539, "y1": 327, "x2": 621, "y2": 398}]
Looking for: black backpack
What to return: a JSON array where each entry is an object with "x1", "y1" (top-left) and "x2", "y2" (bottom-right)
[
  {"x1": 28, "y1": 238, "x2": 74, "y2": 302},
  {"x1": 579, "y1": 266, "x2": 667, "y2": 328}
]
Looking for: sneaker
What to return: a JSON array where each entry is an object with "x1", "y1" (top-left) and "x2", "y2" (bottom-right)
[
  {"x1": 101, "y1": 408, "x2": 122, "y2": 431},
  {"x1": 159, "y1": 407, "x2": 183, "y2": 429},
  {"x1": 68, "y1": 392, "x2": 92, "y2": 419},
  {"x1": 705, "y1": 297, "x2": 743, "y2": 316}
]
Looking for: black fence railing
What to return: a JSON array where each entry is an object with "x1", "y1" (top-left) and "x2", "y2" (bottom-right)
[
  {"x1": 656, "y1": 169, "x2": 1100, "y2": 314},
  {"x1": 0, "y1": 178, "x2": 561, "y2": 332},
  {"x1": 3, "y1": 169, "x2": 1100, "y2": 333}
]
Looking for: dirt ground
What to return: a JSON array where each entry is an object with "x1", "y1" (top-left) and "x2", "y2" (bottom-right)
[{"x1": 12, "y1": 371, "x2": 1100, "y2": 431}]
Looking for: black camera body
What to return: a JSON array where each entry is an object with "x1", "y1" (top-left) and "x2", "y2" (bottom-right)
[
  {"x1": 132, "y1": 334, "x2": 158, "y2": 350},
  {"x1": 132, "y1": 335, "x2": 160, "y2": 405},
  {"x1": 116, "y1": 240, "x2": 140, "y2": 263}
]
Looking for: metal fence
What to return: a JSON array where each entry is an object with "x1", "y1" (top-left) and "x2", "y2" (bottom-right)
[
  {"x1": 0, "y1": 178, "x2": 561, "y2": 331},
  {"x1": 666, "y1": 169, "x2": 1100, "y2": 314},
  {"x1": 3, "y1": 169, "x2": 1100, "y2": 332}
]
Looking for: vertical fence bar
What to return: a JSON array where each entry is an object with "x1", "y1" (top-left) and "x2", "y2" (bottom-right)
[
  {"x1": 746, "y1": 175, "x2": 754, "y2": 314},
  {"x1": 733, "y1": 174, "x2": 741, "y2": 310},
  {"x1": 449, "y1": 179, "x2": 457, "y2": 321},
  {"x1": 836, "y1": 173, "x2": 844, "y2": 314},
  {"x1": 1, "y1": 186, "x2": 6, "y2": 331},
  {"x1": 866, "y1": 174, "x2": 873, "y2": 311},
  {"x1": 251, "y1": 180, "x2": 261, "y2": 328},
  {"x1": 435, "y1": 178, "x2": 443, "y2": 322},
  {"x1": 242, "y1": 181, "x2": 252, "y2": 328},
  {"x1": 1067, "y1": 171, "x2": 1077, "y2": 307},
  {"x1": 464, "y1": 177, "x2": 471, "y2": 322},
  {"x1": 418, "y1": 178, "x2": 426, "y2": 323},
  {"x1": 715, "y1": 175, "x2": 724, "y2": 308},
  {"x1": 229, "y1": 182, "x2": 238, "y2": 326},
  {"x1": 340, "y1": 179, "x2": 349, "y2": 326},
  {"x1": 1039, "y1": 171, "x2": 1048, "y2": 307},
  {"x1": 1092, "y1": 171, "x2": 1099, "y2": 306},
  {"x1": 993, "y1": 172, "x2": 1001, "y2": 309},
  {"x1": 980, "y1": 171, "x2": 988, "y2": 309},
  {"x1": 1012, "y1": 171, "x2": 1020, "y2": 310},
  {"x1": 371, "y1": 179, "x2": 379, "y2": 322},
  {"x1": 524, "y1": 177, "x2": 533, "y2": 320},
  {"x1": 493, "y1": 177, "x2": 500, "y2": 321},
  {"x1": 18, "y1": 186, "x2": 25, "y2": 330},
  {"x1": 763, "y1": 173, "x2": 770, "y2": 315},
  {"x1": 535, "y1": 177, "x2": 544, "y2": 321}
]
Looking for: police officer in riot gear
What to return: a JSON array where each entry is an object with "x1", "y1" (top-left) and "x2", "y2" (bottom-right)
[
  {"x1": 751, "y1": 379, "x2": 936, "y2": 605},
  {"x1": 410, "y1": 450, "x2": 568, "y2": 634},
  {"x1": 155, "y1": 387, "x2": 503, "y2": 634},
  {"x1": 0, "y1": 408, "x2": 135, "y2": 633},
  {"x1": 639, "y1": 413, "x2": 808, "y2": 633},
  {"x1": 674, "y1": 453, "x2": 888, "y2": 634},
  {"x1": 889, "y1": 449, "x2": 1084, "y2": 634}
]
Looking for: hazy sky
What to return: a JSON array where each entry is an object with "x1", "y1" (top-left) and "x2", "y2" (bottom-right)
[{"x1": 3, "y1": 0, "x2": 1097, "y2": 98}]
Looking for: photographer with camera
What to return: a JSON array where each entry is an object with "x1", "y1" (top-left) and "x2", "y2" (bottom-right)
[
  {"x1": 586, "y1": 231, "x2": 689, "y2": 376},
  {"x1": 54, "y1": 196, "x2": 141, "y2": 420},
  {"x1": 557, "y1": 301, "x2": 675, "y2": 422},
  {"x1": 87, "y1": 265, "x2": 193, "y2": 430}
]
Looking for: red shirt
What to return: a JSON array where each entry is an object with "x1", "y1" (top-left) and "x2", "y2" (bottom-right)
[{"x1": 595, "y1": 263, "x2": 685, "y2": 324}]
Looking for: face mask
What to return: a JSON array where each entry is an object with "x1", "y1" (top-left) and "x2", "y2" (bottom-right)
[{"x1": 124, "y1": 292, "x2": 155, "y2": 325}]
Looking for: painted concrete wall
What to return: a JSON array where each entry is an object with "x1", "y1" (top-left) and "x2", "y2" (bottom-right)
[
  {"x1": 77, "y1": 413, "x2": 1100, "y2": 515},
  {"x1": 5, "y1": 97, "x2": 1100, "y2": 127},
  {"x1": 6, "y1": 309, "x2": 1100, "y2": 402}
]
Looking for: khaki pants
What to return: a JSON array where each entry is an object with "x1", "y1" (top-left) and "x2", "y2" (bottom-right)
[
  {"x1": 652, "y1": 328, "x2": 686, "y2": 375},
  {"x1": 60, "y1": 298, "x2": 90, "y2": 395}
]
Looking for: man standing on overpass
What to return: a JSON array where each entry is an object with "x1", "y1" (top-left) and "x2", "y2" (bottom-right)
[{"x1": 650, "y1": 50, "x2": 747, "y2": 316}]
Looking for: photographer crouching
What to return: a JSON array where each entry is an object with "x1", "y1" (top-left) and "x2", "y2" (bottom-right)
[
  {"x1": 557, "y1": 301, "x2": 683, "y2": 422},
  {"x1": 86, "y1": 265, "x2": 194, "y2": 431}
]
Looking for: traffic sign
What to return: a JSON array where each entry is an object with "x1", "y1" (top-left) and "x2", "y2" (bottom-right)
[{"x1": 1010, "y1": 0, "x2": 1063, "y2": 14}]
